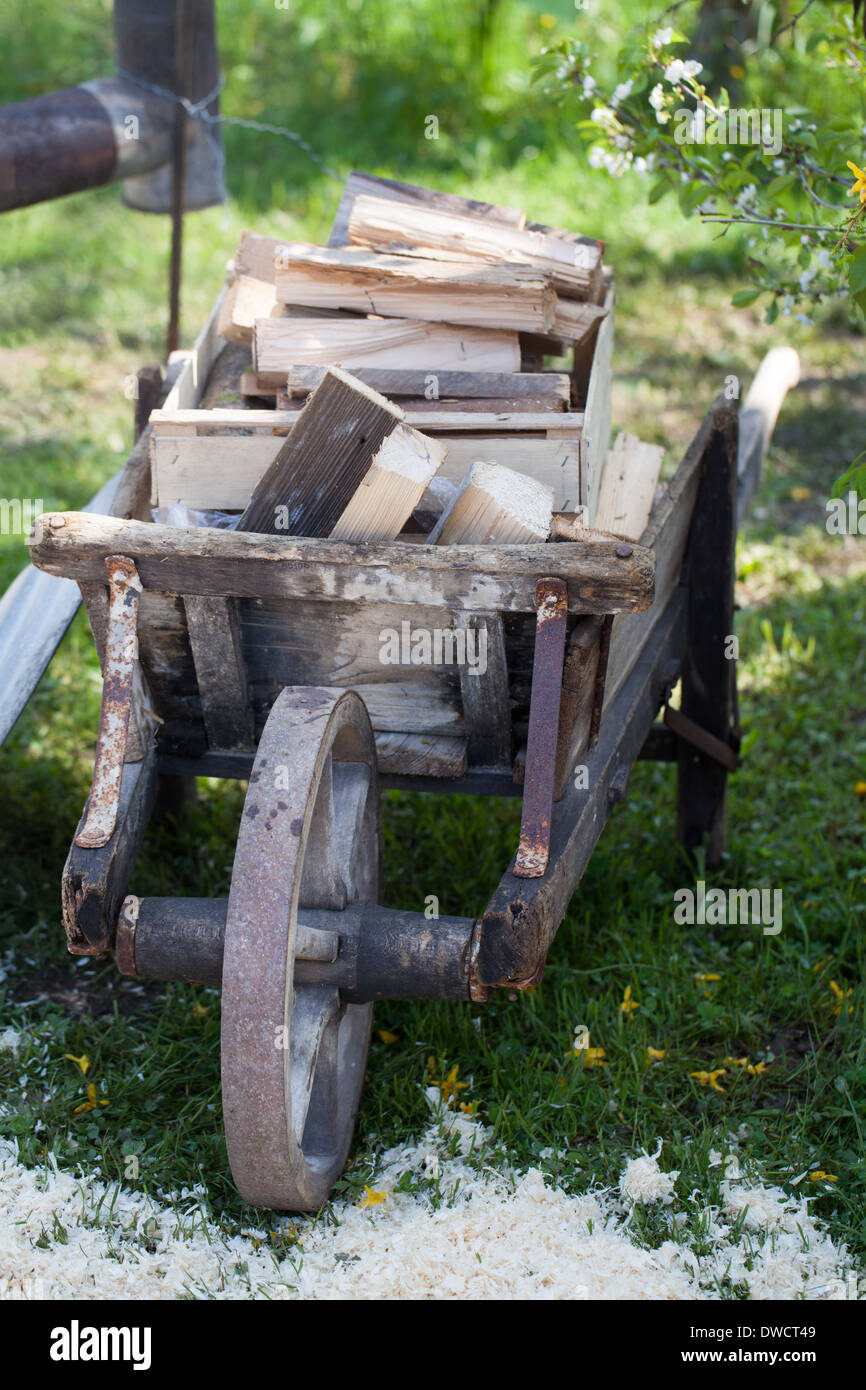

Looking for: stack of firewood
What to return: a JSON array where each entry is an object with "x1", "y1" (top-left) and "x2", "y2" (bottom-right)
[{"x1": 151, "y1": 172, "x2": 664, "y2": 546}]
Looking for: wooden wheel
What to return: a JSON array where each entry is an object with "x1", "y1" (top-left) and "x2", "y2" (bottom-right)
[{"x1": 221, "y1": 686, "x2": 380, "y2": 1210}]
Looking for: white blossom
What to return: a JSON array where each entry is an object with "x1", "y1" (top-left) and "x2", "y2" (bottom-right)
[
  {"x1": 664, "y1": 58, "x2": 703, "y2": 83},
  {"x1": 612, "y1": 79, "x2": 633, "y2": 104},
  {"x1": 590, "y1": 104, "x2": 616, "y2": 126},
  {"x1": 652, "y1": 26, "x2": 674, "y2": 47}
]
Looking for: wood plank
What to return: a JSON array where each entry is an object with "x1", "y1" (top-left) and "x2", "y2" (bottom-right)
[
  {"x1": 274, "y1": 243, "x2": 556, "y2": 333},
  {"x1": 151, "y1": 407, "x2": 584, "y2": 434},
  {"x1": 581, "y1": 279, "x2": 614, "y2": 524},
  {"x1": 452, "y1": 611, "x2": 511, "y2": 769},
  {"x1": 284, "y1": 365, "x2": 570, "y2": 401},
  {"x1": 328, "y1": 171, "x2": 526, "y2": 249},
  {"x1": 594, "y1": 432, "x2": 664, "y2": 541},
  {"x1": 737, "y1": 345, "x2": 799, "y2": 523},
  {"x1": 347, "y1": 195, "x2": 603, "y2": 299},
  {"x1": 162, "y1": 285, "x2": 229, "y2": 413},
  {"x1": 184, "y1": 595, "x2": 255, "y2": 750},
  {"x1": 62, "y1": 748, "x2": 159, "y2": 956},
  {"x1": 150, "y1": 433, "x2": 583, "y2": 512},
  {"x1": 238, "y1": 366, "x2": 407, "y2": 536},
  {"x1": 430, "y1": 461, "x2": 553, "y2": 544},
  {"x1": 374, "y1": 731, "x2": 467, "y2": 779},
  {"x1": 252, "y1": 315, "x2": 521, "y2": 388},
  {"x1": 31, "y1": 512, "x2": 656, "y2": 616}
]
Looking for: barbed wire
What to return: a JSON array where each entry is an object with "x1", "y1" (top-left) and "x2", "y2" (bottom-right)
[{"x1": 115, "y1": 68, "x2": 343, "y2": 184}]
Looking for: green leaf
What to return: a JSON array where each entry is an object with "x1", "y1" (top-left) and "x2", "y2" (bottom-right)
[
  {"x1": 648, "y1": 177, "x2": 672, "y2": 204},
  {"x1": 848, "y1": 245, "x2": 866, "y2": 298},
  {"x1": 765, "y1": 300, "x2": 779, "y2": 324},
  {"x1": 731, "y1": 290, "x2": 761, "y2": 307},
  {"x1": 678, "y1": 181, "x2": 708, "y2": 215},
  {"x1": 766, "y1": 171, "x2": 797, "y2": 199}
]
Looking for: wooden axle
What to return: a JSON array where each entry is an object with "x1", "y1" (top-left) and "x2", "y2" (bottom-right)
[{"x1": 117, "y1": 896, "x2": 477, "y2": 1002}]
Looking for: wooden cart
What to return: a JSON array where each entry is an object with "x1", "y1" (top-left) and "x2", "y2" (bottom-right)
[{"x1": 28, "y1": 277, "x2": 798, "y2": 1210}]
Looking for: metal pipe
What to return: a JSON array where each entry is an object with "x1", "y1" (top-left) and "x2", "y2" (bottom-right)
[
  {"x1": 0, "y1": 1, "x2": 224, "y2": 214},
  {"x1": 118, "y1": 897, "x2": 477, "y2": 1002}
]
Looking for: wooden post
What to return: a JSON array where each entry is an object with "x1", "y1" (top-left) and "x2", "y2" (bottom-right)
[{"x1": 677, "y1": 404, "x2": 739, "y2": 868}]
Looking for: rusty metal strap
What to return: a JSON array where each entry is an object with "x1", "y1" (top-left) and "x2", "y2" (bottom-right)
[
  {"x1": 663, "y1": 704, "x2": 739, "y2": 772},
  {"x1": 514, "y1": 577, "x2": 568, "y2": 879}
]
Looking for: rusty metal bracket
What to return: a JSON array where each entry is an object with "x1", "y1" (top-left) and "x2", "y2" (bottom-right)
[
  {"x1": 514, "y1": 577, "x2": 568, "y2": 878},
  {"x1": 75, "y1": 556, "x2": 142, "y2": 849},
  {"x1": 663, "y1": 704, "x2": 739, "y2": 772}
]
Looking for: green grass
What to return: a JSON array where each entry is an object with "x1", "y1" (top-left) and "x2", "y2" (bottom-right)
[{"x1": 0, "y1": 0, "x2": 865, "y2": 1281}]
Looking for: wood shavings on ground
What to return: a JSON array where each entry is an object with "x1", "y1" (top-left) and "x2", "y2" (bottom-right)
[{"x1": 0, "y1": 1102, "x2": 860, "y2": 1301}]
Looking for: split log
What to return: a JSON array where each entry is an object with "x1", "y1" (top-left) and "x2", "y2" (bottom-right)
[
  {"x1": 347, "y1": 194, "x2": 603, "y2": 299},
  {"x1": 252, "y1": 315, "x2": 521, "y2": 388},
  {"x1": 329, "y1": 170, "x2": 526, "y2": 248},
  {"x1": 237, "y1": 365, "x2": 408, "y2": 536},
  {"x1": 329, "y1": 423, "x2": 447, "y2": 542},
  {"x1": 274, "y1": 243, "x2": 556, "y2": 333},
  {"x1": 430, "y1": 462, "x2": 553, "y2": 544}
]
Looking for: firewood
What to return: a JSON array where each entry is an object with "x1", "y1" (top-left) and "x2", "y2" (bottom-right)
[
  {"x1": 430, "y1": 461, "x2": 553, "y2": 545},
  {"x1": 252, "y1": 316, "x2": 520, "y2": 389},
  {"x1": 236, "y1": 366, "x2": 440, "y2": 539},
  {"x1": 273, "y1": 243, "x2": 556, "y2": 334},
  {"x1": 347, "y1": 195, "x2": 602, "y2": 299},
  {"x1": 330, "y1": 424, "x2": 446, "y2": 542}
]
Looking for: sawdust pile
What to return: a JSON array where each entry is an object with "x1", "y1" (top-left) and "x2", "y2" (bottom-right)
[{"x1": 0, "y1": 1099, "x2": 858, "y2": 1301}]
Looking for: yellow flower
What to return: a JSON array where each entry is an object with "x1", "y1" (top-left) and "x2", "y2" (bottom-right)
[
  {"x1": 690, "y1": 1068, "x2": 726, "y2": 1091},
  {"x1": 191, "y1": 1002, "x2": 208, "y2": 1019},
  {"x1": 64, "y1": 1053, "x2": 91, "y2": 1076},
  {"x1": 808, "y1": 1170, "x2": 838, "y2": 1183},
  {"x1": 583, "y1": 1046, "x2": 607, "y2": 1069},
  {"x1": 459, "y1": 1101, "x2": 475, "y2": 1115},
  {"x1": 74, "y1": 1083, "x2": 109, "y2": 1114},
  {"x1": 646, "y1": 1047, "x2": 666, "y2": 1065},
  {"x1": 855, "y1": 781, "x2": 866, "y2": 798},
  {"x1": 813, "y1": 959, "x2": 826, "y2": 972},
  {"x1": 358, "y1": 1186, "x2": 387, "y2": 1208},
  {"x1": 377, "y1": 1030, "x2": 399, "y2": 1045},
  {"x1": 432, "y1": 1063, "x2": 469, "y2": 1105},
  {"x1": 847, "y1": 161, "x2": 866, "y2": 204},
  {"x1": 747, "y1": 1061, "x2": 768, "y2": 1075},
  {"x1": 695, "y1": 973, "x2": 722, "y2": 983},
  {"x1": 723, "y1": 1056, "x2": 750, "y2": 1068},
  {"x1": 829, "y1": 980, "x2": 854, "y2": 1017},
  {"x1": 620, "y1": 985, "x2": 640, "y2": 1016},
  {"x1": 790, "y1": 486, "x2": 811, "y2": 501},
  {"x1": 729, "y1": 64, "x2": 745, "y2": 80},
  {"x1": 539, "y1": 12, "x2": 557, "y2": 27}
]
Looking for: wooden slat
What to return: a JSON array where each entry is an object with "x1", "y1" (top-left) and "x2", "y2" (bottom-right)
[
  {"x1": 162, "y1": 285, "x2": 229, "y2": 413},
  {"x1": 184, "y1": 595, "x2": 255, "y2": 750},
  {"x1": 328, "y1": 171, "x2": 526, "y2": 248},
  {"x1": 452, "y1": 611, "x2": 511, "y2": 768},
  {"x1": 595, "y1": 432, "x2": 664, "y2": 541},
  {"x1": 149, "y1": 433, "x2": 583, "y2": 512},
  {"x1": 374, "y1": 731, "x2": 467, "y2": 779},
  {"x1": 151, "y1": 407, "x2": 584, "y2": 434},
  {"x1": 31, "y1": 512, "x2": 656, "y2": 616},
  {"x1": 581, "y1": 279, "x2": 615, "y2": 524},
  {"x1": 284, "y1": 365, "x2": 570, "y2": 401},
  {"x1": 252, "y1": 316, "x2": 521, "y2": 388}
]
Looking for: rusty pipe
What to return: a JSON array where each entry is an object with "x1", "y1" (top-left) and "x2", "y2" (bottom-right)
[{"x1": 0, "y1": 0, "x2": 224, "y2": 214}]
